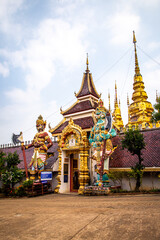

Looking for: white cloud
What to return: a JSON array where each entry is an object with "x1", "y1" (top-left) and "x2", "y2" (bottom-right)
[
  {"x1": 147, "y1": 41, "x2": 160, "y2": 52},
  {"x1": 131, "y1": 0, "x2": 159, "y2": 8},
  {"x1": 144, "y1": 69, "x2": 160, "y2": 90},
  {"x1": 0, "y1": 16, "x2": 88, "y2": 143},
  {"x1": 0, "y1": 0, "x2": 159, "y2": 144},
  {"x1": 4, "y1": 18, "x2": 87, "y2": 100},
  {"x1": 0, "y1": 0, "x2": 24, "y2": 40},
  {"x1": 0, "y1": 98, "x2": 61, "y2": 144},
  {"x1": 106, "y1": 9, "x2": 140, "y2": 45},
  {"x1": 0, "y1": 62, "x2": 9, "y2": 77},
  {"x1": 0, "y1": 0, "x2": 23, "y2": 18}
]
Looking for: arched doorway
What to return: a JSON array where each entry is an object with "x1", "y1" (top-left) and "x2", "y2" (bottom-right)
[
  {"x1": 55, "y1": 118, "x2": 90, "y2": 194},
  {"x1": 70, "y1": 153, "x2": 80, "y2": 192}
]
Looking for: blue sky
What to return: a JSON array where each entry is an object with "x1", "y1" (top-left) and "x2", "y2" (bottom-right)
[{"x1": 0, "y1": 0, "x2": 160, "y2": 144}]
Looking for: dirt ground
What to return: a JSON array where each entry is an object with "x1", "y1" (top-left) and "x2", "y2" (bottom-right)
[{"x1": 0, "y1": 193, "x2": 160, "y2": 240}]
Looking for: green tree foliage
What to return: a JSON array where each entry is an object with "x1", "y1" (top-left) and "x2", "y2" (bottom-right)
[
  {"x1": 0, "y1": 152, "x2": 5, "y2": 176},
  {"x1": 108, "y1": 171, "x2": 125, "y2": 186},
  {"x1": 121, "y1": 129, "x2": 145, "y2": 191},
  {"x1": 152, "y1": 96, "x2": 160, "y2": 122},
  {"x1": 0, "y1": 151, "x2": 25, "y2": 193}
]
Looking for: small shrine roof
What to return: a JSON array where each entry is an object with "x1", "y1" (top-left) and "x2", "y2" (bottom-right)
[
  {"x1": 62, "y1": 100, "x2": 98, "y2": 116},
  {"x1": 110, "y1": 128, "x2": 160, "y2": 168},
  {"x1": 52, "y1": 116, "x2": 95, "y2": 135}
]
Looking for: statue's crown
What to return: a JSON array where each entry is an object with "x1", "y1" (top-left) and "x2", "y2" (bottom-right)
[
  {"x1": 96, "y1": 99, "x2": 107, "y2": 112},
  {"x1": 36, "y1": 115, "x2": 46, "y2": 126}
]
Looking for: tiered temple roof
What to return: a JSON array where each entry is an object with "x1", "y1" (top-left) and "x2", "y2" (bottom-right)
[
  {"x1": 75, "y1": 55, "x2": 100, "y2": 99},
  {"x1": 49, "y1": 55, "x2": 100, "y2": 136}
]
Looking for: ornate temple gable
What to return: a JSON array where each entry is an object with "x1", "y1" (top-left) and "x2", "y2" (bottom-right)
[
  {"x1": 75, "y1": 55, "x2": 100, "y2": 100},
  {"x1": 61, "y1": 56, "x2": 100, "y2": 117},
  {"x1": 127, "y1": 31, "x2": 153, "y2": 129},
  {"x1": 49, "y1": 116, "x2": 94, "y2": 136},
  {"x1": 58, "y1": 118, "x2": 89, "y2": 150},
  {"x1": 112, "y1": 81, "x2": 124, "y2": 129},
  {"x1": 49, "y1": 118, "x2": 67, "y2": 136}
]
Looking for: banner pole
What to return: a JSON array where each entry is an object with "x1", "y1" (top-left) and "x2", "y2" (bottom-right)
[
  {"x1": 100, "y1": 139, "x2": 106, "y2": 182},
  {"x1": 21, "y1": 142, "x2": 29, "y2": 180}
]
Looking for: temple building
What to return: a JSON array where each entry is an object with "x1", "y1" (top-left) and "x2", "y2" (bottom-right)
[
  {"x1": 0, "y1": 32, "x2": 160, "y2": 193},
  {"x1": 48, "y1": 55, "x2": 101, "y2": 193}
]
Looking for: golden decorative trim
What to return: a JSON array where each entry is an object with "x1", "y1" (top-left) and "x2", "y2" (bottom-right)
[
  {"x1": 49, "y1": 118, "x2": 66, "y2": 135},
  {"x1": 75, "y1": 73, "x2": 86, "y2": 97},
  {"x1": 110, "y1": 168, "x2": 160, "y2": 172},
  {"x1": 61, "y1": 100, "x2": 79, "y2": 115},
  {"x1": 90, "y1": 73, "x2": 101, "y2": 98}
]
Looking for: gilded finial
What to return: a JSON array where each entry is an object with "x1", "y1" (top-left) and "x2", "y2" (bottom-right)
[
  {"x1": 114, "y1": 80, "x2": 118, "y2": 107},
  {"x1": 86, "y1": 53, "x2": 89, "y2": 71},
  {"x1": 133, "y1": 30, "x2": 136, "y2": 44},
  {"x1": 115, "y1": 80, "x2": 117, "y2": 90}
]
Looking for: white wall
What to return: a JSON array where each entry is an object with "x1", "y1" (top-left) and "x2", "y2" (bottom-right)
[{"x1": 110, "y1": 172, "x2": 160, "y2": 191}]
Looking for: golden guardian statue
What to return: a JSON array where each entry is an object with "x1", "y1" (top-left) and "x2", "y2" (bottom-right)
[{"x1": 25, "y1": 115, "x2": 53, "y2": 172}]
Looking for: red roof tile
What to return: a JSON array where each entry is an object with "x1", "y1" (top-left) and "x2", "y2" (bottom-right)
[
  {"x1": 52, "y1": 116, "x2": 95, "y2": 135},
  {"x1": 76, "y1": 71, "x2": 100, "y2": 99},
  {"x1": 0, "y1": 142, "x2": 58, "y2": 170},
  {"x1": 110, "y1": 128, "x2": 160, "y2": 168},
  {"x1": 63, "y1": 100, "x2": 98, "y2": 116}
]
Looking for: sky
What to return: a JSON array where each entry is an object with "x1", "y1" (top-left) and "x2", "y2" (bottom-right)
[{"x1": 0, "y1": 0, "x2": 160, "y2": 145}]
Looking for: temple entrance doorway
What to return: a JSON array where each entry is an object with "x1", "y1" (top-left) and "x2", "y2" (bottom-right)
[{"x1": 70, "y1": 153, "x2": 79, "y2": 192}]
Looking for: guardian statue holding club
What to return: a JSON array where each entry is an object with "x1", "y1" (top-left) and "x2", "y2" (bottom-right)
[{"x1": 25, "y1": 115, "x2": 53, "y2": 172}]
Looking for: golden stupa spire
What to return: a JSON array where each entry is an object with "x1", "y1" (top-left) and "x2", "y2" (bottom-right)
[
  {"x1": 133, "y1": 31, "x2": 141, "y2": 77},
  {"x1": 127, "y1": 31, "x2": 154, "y2": 129},
  {"x1": 112, "y1": 81, "x2": 124, "y2": 129}
]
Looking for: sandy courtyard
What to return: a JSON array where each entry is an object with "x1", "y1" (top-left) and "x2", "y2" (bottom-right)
[{"x1": 0, "y1": 193, "x2": 160, "y2": 240}]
